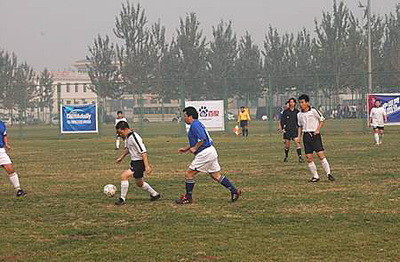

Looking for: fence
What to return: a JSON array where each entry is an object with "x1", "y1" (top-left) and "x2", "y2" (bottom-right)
[{"x1": 3, "y1": 71, "x2": 400, "y2": 139}]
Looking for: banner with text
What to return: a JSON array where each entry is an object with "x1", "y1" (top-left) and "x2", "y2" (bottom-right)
[
  {"x1": 185, "y1": 100, "x2": 225, "y2": 131},
  {"x1": 61, "y1": 104, "x2": 98, "y2": 133},
  {"x1": 367, "y1": 93, "x2": 400, "y2": 126}
]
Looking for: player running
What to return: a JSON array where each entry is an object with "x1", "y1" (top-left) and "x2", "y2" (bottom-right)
[
  {"x1": 114, "y1": 121, "x2": 160, "y2": 205},
  {"x1": 115, "y1": 111, "x2": 128, "y2": 150},
  {"x1": 280, "y1": 98, "x2": 303, "y2": 163},
  {"x1": 369, "y1": 99, "x2": 387, "y2": 145},
  {"x1": 297, "y1": 94, "x2": 335, "y2": 183},
  {"x1": 238, "y1": 106, "x2": 251, "y2": 137},
  {"x1": 175, "y1": 106, "x2": 241, "y2": 204},
  {"x1": 0, "y1": 120, "x2": 26, "y2": 197}
]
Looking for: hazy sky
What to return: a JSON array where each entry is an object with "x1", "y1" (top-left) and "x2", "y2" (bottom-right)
[{"x1": 0, "y1": 0, "x2": 398, "y2": 71}]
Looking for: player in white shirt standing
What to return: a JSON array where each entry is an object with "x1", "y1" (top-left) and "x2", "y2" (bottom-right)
[
  {"x1": 115, "y1": 111, "x2": 127, "y2": 150},
  {"x1": 297, "y1": 94, "x2": 335, "y2": 183},
  {"x1": 369, "y1": 99, "x2": 387, "y2": 145}
]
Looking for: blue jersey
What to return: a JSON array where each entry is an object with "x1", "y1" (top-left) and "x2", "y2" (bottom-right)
[
  {"x1": 188, "y1": 119, "x2": 213, "y2": 154},
  {"x1": 0, "y1": 121, "x2": 6, "y2": 148}
]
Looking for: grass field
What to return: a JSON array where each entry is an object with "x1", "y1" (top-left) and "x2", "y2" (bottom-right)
[{"x1": 0, "y1": 120, "x2": 398, "y2": 261}]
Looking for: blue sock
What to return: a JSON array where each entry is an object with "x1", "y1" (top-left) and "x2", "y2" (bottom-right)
[
  {"x1": 185, "y1": 179, "x2": 195, "y2": 199},
  {"x1": 219, "y1": 176, "x2": 236, "y2": 193}
]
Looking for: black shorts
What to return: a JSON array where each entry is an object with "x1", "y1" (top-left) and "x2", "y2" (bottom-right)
[
  {"x1": 130, "y1": 160, "x2": 145, "y2": 179},
  {"x1": 283, "y1": 129, "x2": 298, "y2": 140},
  {"x1": 373, "y1": 126, "x2": 384, "y2": 130},
  {"x1": 303, "y1": 132, "x2": 324, "y2": 154},
  {"x1": 240, "y1": 120, "x2": 248, "y2": 128}
]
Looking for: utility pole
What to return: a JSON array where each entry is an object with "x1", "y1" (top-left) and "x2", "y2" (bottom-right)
[{"x1": 367, "y1": 0, "x2": 372, "y2": 94}]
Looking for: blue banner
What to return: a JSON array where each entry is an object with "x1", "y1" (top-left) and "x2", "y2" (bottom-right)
[
  {"x1": 368, "y1": 94, "x2": 400, "y2": 125},
  {"x1": 61, "y1": 104, "x2": 98, "y2": 133}
]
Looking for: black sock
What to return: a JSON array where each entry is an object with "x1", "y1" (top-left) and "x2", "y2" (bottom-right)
[
  {"x1": 242, "y1": 129, "x2": 245, "y2": 136},
  {"x1": 284, "y1": 148, "x2": 289, "y2": 158},
  {"x1": 245, "y1": 129, "x2": 249, "y2": 136},
  {"x1": 297, "y1": 148, "x2": 302, "y2": 157}
]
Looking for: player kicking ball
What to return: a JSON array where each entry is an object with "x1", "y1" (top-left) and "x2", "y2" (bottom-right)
[
  {"x1": 114, "y1": 121, "x2": 160, "y2": 205},
  {"x1": 0, "y1": 120, "x2": 26, "y2": 197},
  {"x1": 297, "y1": 95, "x2": 335, "y2": 183},
  {"x1": 175, "y1": 106, "x2": 241, "y2": 204},
  {"x1": 369, "y1": 99, "x2": 387, "y2": 145},
  {"x1": 280, "y1": 98, "x2": 304, "y2": 163}
]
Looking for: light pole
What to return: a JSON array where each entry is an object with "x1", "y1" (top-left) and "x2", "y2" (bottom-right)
[{"x1": 359, "y1": 0, "x2": 373, "y2": 93}]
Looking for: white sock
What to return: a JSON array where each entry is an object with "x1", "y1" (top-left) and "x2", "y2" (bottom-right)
[
  {"x1": 141, "y1": 182, "x2": 158, "y2": 197},
  {"x1": 8, "y1": 173, "x2": 21, "y2": 190},
  {"x1": 308, "y1": 162, "x2": 319, "y2": 179},
  {"x1": 374, "y1": 133, "x2": 379, "y2": 144},
  {"x1": 379, "y1": 133, "x2": 383, "y2": 144},
  {"x1": 321, "y1": 158, "x2": 331, "y2": 176},
  {"x1": 116, "y1": 139, "x2": 120, "y2": 149},
  {"x1": 121, "y1": 180, "x2": 129, "y2": 200}
]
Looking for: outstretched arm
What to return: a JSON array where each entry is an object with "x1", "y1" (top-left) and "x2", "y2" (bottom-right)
[{"x1": 116, "y1": 148, "x2": 129, "y2": 163}]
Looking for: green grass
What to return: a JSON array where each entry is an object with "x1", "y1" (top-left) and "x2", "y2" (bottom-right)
[{"x1": 0, "y1": 121, "x2": 398, "y2": 261}]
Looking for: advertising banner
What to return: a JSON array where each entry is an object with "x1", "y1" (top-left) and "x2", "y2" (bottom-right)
[
  {"x1": 367, "y1": 93, "x2": 400, "y2": 126},
  {"x1": 61, "y1": 104, "x2": 98, "y2": 133},
  {"x1": 185, "y1": 100, "x2": 225, "y2": 131}
]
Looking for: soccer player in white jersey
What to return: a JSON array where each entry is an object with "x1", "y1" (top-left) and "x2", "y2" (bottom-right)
[
  {"x1": 114, "y1": 121, "x2": 160, "y2": 205},
  {"x1": 0, "y1": 120, "x2": 26, "y2": 196},
  {"x1": 115, "y1": 111, "x2": 128, "y2": 150},
  {"x1": 175, "y1": 106, "x2": 241, "y2": 204},
  {"x1": 297, "y1": 94, "x2": 335, "y2": 183},
  {"x1": 369, "y1": 99, "x2": 387, "y2": 145}
]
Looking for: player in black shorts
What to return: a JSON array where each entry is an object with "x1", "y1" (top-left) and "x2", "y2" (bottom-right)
[
  {"x1": 280, "y1": 98, "x2": 303, "y2": 163},
  {"x1": 298, "y1": 94, "x2": 335, "y2": 183},
  {"x1": 114, "y1": 121, "x2": 160, "y2": 205}
]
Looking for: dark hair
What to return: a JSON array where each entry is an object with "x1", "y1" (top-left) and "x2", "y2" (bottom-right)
[
  {"x1": 183, "y1": 106, "x2": 199, "y2": 119},
  {"x1": 288, "y1": 97, "x2": 297, "y2": 104},
  {"x1": 375, "y1": 99, "x2": 381, "y2": 103},
  {"x1": 241, "y1": 106, "x2": 245, "y2": 108},
  {"x1": 298, "y1": 94, "x2": 310, "y2": 102},
  {"x1": 115, "y1": 121, "x2": 129, "y2": 130},
  {"x1": 285, "y1": 101, "x2": 289, "y2": 105},
  {"x1": 117, "y1": 111, "x2": 123, "y2": 115}
]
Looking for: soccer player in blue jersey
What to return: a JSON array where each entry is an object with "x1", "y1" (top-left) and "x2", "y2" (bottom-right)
[
  {"x1": 175, "y1": 106, "x2": 241, "y2": 204},
  {"x1": 0, "y1": 120, "x2": 26, "y2": 197}
]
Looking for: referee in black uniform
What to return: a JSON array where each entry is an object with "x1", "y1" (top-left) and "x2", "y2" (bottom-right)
[
  {"x1": 280, "y1": 98, "x2": 303, "y2": 162},
  {"x1": 298, "y1": 94, "x2": 335, "y2": 182}
]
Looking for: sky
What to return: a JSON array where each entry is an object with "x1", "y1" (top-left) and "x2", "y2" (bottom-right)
[{"x1": 0, "y1": 0, "x2": 398, "y2": 71}]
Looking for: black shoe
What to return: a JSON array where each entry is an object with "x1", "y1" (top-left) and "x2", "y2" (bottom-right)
[
  {"x1": 309, "y1": 177, "x2": 320, "y2": 183},
  {"x1": 327, "y1": 174, "x2": 335, "y2": 181},
  {"x1": 115, "y1": 148, "x2": 119, "y2": 150},
  {"x1": 175, "y1": 195, "x2": 193, "y2": 205},
  {"x1": 298, "y1": 157, "x2": 304, "y2": 163},
  {"x1": 16, "y1": 189, "x2": 26, "y2": 197},
  {"x1": 150, "y1": 194, "x2": 160, "y2": 201},
  {"x1": 231, "y1": 189, "x2": 242, "y2": 202},
  {"x1": 115, "y1": 197, "x2": 125, "y2": 205},
  {"x1": 283, "y1": 157, "x2": 288, "y2": 163}
]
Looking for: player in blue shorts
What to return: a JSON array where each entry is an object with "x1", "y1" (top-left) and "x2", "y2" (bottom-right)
[
  {"x1": 0, "y1": 120, "x2": 26, "y2": 197},
  {"x1": 175, "y1": 106, "x2": 241, "y2": 204}
]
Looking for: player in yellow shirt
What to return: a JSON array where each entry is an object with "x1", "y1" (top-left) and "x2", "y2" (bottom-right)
[{"x1": 238, "y1": 106, "x2": 251, "y2": 137}]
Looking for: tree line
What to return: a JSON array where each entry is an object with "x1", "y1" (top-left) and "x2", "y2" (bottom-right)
[
  {"x1": 0, "y1": 51, "x2": 54, "y2": 124},
  {"x1": 87, "y1": 0, "x2": 400, "y2": 105}
]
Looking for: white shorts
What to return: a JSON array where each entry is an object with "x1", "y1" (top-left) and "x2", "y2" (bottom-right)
[
  {"x1": 189, "y1": 146, "x2": 221, "y2": 174},
  {"x1": 0, "y1": 148, "x2": 12, "y2": 166}
]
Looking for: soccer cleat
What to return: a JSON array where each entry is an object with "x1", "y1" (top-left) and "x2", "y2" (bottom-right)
[
  {"x1": 298, "y1": 157, "x2": 304, "y2": 163},
  {"x1": 175, "y1": 195, "x2": 193, "y2": 205},
  {"x1": 150, "y1": 194, "x2": 161, "y2": 201},
  {"x1": 327, "y1": 174, "x2": 335, "y2": 181},
  {"x1": 283, "y1": 157, "x2": 288, "y2": 162},
  {"x1": 115, "y1": 197, "x2": 125, "y2": 206},
  {"x1": 309, "y1": 177, "x2": 320, "y2": 183},
  {"x1": 16, "y1": 189, "x2": 26, "y2": 197},
  {"x1": 231, "y1": 189, "x2": 242, "y2": 202}
]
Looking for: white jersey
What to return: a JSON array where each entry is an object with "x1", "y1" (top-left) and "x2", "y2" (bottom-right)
[
  {"x1": 115, "y1": 117, "x2": 128, "y2": 126},
  {"x1": 126, "y1": 132, "x2": 147, "y2": 161},
  {"x1": 297, "y1": 107, "x2": 325, "y2": 132},
  {"x1": 370, "y1": 107, "x2": 386, "y2": 127}
]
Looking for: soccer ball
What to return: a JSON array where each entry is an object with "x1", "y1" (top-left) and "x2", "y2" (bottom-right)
[{"x1": 103, "y1": 184, "x2": 117, "y2": 197}]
